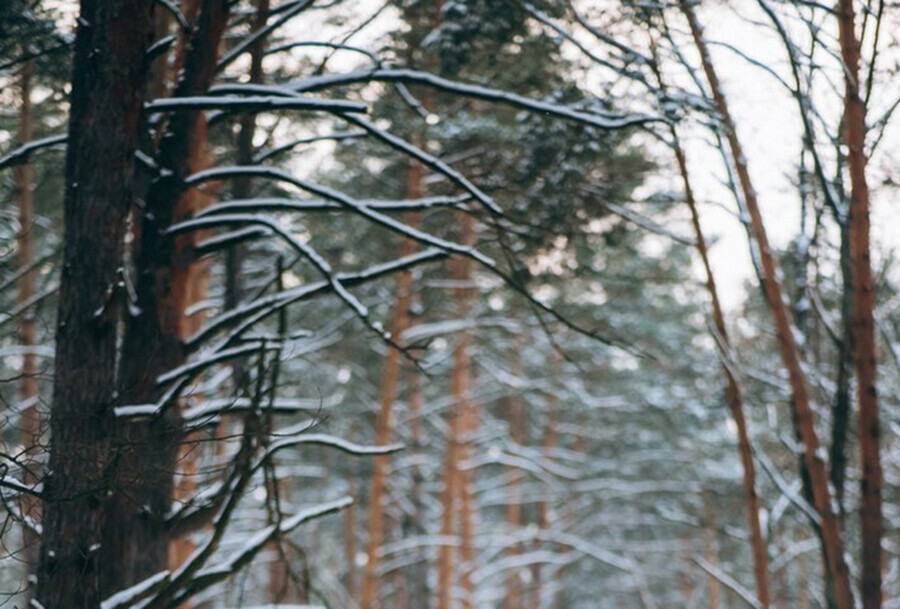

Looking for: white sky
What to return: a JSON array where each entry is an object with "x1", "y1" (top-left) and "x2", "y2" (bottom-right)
[
  {"x1": 294, "y1": 1, "x2": 899, "y2": 311},
  {"x1": 21, "y1": 2, "x2": 897, "y2": 313}
]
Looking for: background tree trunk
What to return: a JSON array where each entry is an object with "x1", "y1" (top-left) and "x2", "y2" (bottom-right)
[
  {"x1": 680, "y1": 5, "x2": 854, "y2": 607},
  {"x1": 14, "y1": 57, "x2": 41, "y2": 587},
  {"x1": 837, "y1": 2, "x2": 883, "y2": 607},
  {"x1": 361, "y1": 160, "x2": 421, "y2": 609}
]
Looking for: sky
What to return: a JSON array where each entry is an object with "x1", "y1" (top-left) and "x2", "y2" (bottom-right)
[
  {"x1": 287, "y1": 0, "x2": 899, "y2": 311},
  {"x1": 19, "y1": 1, "x2": 900, "y2": 313}
]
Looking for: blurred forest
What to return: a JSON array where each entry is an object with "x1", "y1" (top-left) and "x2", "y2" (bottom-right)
[{"x1": 1, "y1": 1, "x2": 899, "y2": 609}]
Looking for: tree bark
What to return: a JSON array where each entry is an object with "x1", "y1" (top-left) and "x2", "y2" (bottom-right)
[
  {"x1": 361, "y1": 158, "x2": 421, "y2": 609},
  {"x1": 504, "y1": 349, "x2": 524, "y2": 609},
  {"x1": 837, "y1": 1, "x2": 883, "y2": 607},
  {"x1": 437, "y1": 213, "x2": 475, "y2": 609},
  {"x1": 679, "y1": 5, "x2": 854, "y2": 608},
  {"x1": 36, "y1": 2, "x2": 156, "y2": 607},
  {"x1": 112, "y1": 0, "x2": 229, "y2": 597},
  {"x1": 14, "y1": 57, "x2": 41, "y2": 586},
  {"x1": 531, "y1": 377, "x2": 558, "y2": 609},
  {"x1": 674, "y1": 137, "x2": 771, "y2": 609}
]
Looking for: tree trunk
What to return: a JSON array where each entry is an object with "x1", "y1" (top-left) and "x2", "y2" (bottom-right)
[
  {"x1": 679, "y1": 5, "x2": 854, "y2": 608},
  {"x1": 673, "y1": 136, "x2": 771, "y2": 609},
  {"x1": 458, "y1": 353, "x2": 478, "y2": 609},
  {"x1": 112, "y1": 0, "x2": 229, "y2": 597},
  {"x1": 361, "y1": 161, "x2": 421, "y2": 609},
  {"x1": 531, "y1": 378, "x2": 558, "y2": 609},
  {"x1": 437, "y1": 214, "x2": 475, "y2": 609},
  {"x1": 504, "y1": 350, "x2": 524, "y2": 609},
  {"x1": 407, "y1": 356, "x2": 430, "y2": 606},
  {"x1": 14, "y1": 57, "x2": 41, "y2": 586},
  {"x1": 346, "y1": 476, "x2": 359, "y2": 601},
  {"x1": 837, "y1": 2, "x2": 883, "y2": 607},
  {"x1": 830, "y1": 218, "x2": 853, "y2": 517},
  {"x1": 36, "y1": 2, "x2": 156, "y2": 607}
]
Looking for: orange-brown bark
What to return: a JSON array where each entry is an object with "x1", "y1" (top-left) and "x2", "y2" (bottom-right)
[
  {"x1": 14, "y1": 58, "x2": 41, "y2": 582},
  {"x1": 437, "y1": 212, "x2": 475, "y2": 609},
  {"x1": 679, "y1": 5, "x2": 854, "y2": 607},
  {"x1": 837, "y1": 1, "x2": 883, "y2": 607},
  {"x1": 361, "y1": 161, "x2": 421, "y2": 609},
  {"x1": 674, "y1": 138, "x2": 771, "y2": 609},
  {"x1": 504, "y1": 351, "x2": 524, "y2": 609},
  {"x1": 530, "y1": 381, "x2": 558, "y2": 609}
]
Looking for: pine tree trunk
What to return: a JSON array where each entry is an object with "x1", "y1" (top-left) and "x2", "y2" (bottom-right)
[
  {"x1": 112, "y1": 0, "x2": 229, "y2": 597},
  {"x1": 531, "y1": 378, "x2": 558, "y2": 609},
  {"x1": 679, "y1": 5, "x2": 854, "y2": 607},
  {"x1": 407, "y1": 358, "x2": 430, "y2": 606},
  {"x1": 673, "y1": 137, "x2": 771, "y2": 609},
  {"x1": 14, "y1": 57, "x2": 41, "y2": 587},
  {"x1": 837, "y1": 2, "x2": 883, "y2": 607},
  {"x1": 362, "y1": 160, "x2": 421, "y2": 609},
  {"x1": 504, "y1": 350, "x2": 524, "y2": 609},
  {"x1": 456, "y1": 214, "x2": 477, "y2": 609},
  {"x1": 437, "y1": 214, "x2": 475, "y2": 609},
  {"x1": 346, "y1": 477, "x2": 359, "y2": 601},
  {"x1": 36, "y1": 2, "x2": 156, "y2": 607}
]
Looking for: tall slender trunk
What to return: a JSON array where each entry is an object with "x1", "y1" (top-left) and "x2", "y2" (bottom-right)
[
  {"x1": 679, "y1": 5, "x2": 854, "y2": 608},
  {"x1": 407, "y1": 359, "x2": 430, "y2": 606},
  {"x1": 458, "y1": 322, "x2": 478, "y2": 609},
  {"x1": 504, "y1": 350, "x2": 524, "y2": 609},
  {"x1": 36, "y1": 2, "x2": 156, "y2": 607},
  {"x1": 346, "y1": 476, "x2": 359, "y2": 601},
  {"x1": 168, "y1": 116, "x2": 216, "y2": 582},
  {"x1": 673, "y1": 137, "x2": 771, "y2": 608},
  {"x1": 646, "y1": 35, "x2": 771, "y2": 604},
  {"x1": 830, "y1": 219, "x2": 853, "y2": 516},
  {"x1": 837, "y1": 2, "x2": 883, "y2": 607},
  {"x1": 531, "y1": 379, "x2": 558, "y2": 609},
  {"x1": 361, "y1": 160, "x2": 422, "y2": 609},
  {"x1": 437, "y1": 214, "x2": 475, "y2": 609},
  {"x1": 14, "y1": 58, "x2": 41, "y2": 584}
]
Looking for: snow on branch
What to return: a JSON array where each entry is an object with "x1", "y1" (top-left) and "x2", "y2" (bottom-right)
[
  {"x1": 145, "y1": 96, "x2": 367, "y2": 115},
  {"x1": 182, "y1": 166, "x2": 495, "y2": 267},
  {"x1": 164, "y1": 497, "x2": 352, "y2": 608},
  {"x1": 101, "y1": 570, "x2": 171, "y2": 609},
  {"x1": 337, "y1": 113, "x2": 502, "y2": 216},
  {"x1": 599, "y1": 201, "x2": 697, "y2": 246},
  {"x1": 198, "y1": 194, "x2": 468, "y2": 217},
  {"x1": 265, "y1": 433, "x2": 404, "y2": 458},
  {"x1": 293, "y1": 69, "x2": 662, "y2": 129},
  {"x1": 693, "y1": 556, "x2": 762, "y2": 609},
  {"x1": 184, "y1": 248, "x2": 446, "y2": 350},
  {"x1": 0, "y1": 134, "x2": 67, "y2": 171}
]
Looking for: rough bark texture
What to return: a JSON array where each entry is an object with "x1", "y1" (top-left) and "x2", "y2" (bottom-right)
[
  {"x1": 680, "y1": 5, "x2": 854, "y2": 608},
  {"x1": 112, "y1": 0, "x2": 229, "y2": 597},
  {"x1": 36, "y1": 2, "x2": 156, "y2": 607},
  {"x1": 837, "y1": 1, "x2": 883, "y2": 607}
]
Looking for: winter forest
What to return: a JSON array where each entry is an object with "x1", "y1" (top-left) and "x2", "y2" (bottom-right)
[{"x1": 1, "y1": 0, "x2": 899, "y2": 608}]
